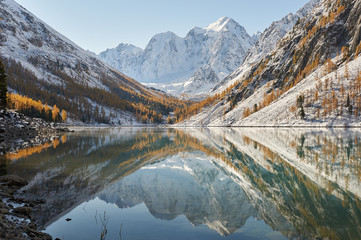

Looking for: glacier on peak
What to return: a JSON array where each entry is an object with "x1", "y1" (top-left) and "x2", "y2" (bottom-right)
[{"x1": 251, "y1": 31, "x2": 262, "y2": 42}]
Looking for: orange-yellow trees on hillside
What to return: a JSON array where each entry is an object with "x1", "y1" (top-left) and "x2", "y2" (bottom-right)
[{"x1": 7, "y1": 92, "x2": 66, "y2": 122}]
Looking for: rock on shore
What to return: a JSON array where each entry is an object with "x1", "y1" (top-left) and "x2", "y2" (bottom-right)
[{"x1": 0, "y1": 110, "x2": 69, "y2": 155}]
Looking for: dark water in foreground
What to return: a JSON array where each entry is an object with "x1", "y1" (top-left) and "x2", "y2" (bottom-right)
[{"x1": 3, "y1": 127, "x2": 361, "y2": 240}]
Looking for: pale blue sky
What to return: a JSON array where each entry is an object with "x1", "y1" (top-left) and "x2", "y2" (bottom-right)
[{"x1": 15, "y1": 0, "x2": 310, "y2": 54}]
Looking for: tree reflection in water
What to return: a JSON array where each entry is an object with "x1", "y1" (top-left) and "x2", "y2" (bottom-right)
[{"x1": 4, "y1": 127, "x2": 361, "y2": 240}]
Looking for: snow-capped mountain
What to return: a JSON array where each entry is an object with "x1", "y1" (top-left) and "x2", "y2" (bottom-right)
[
  {"x1": 183, "y1": 66, "x2": 220, "y2": 94},
  {"x1": 0, "y1": 0, "x2": 174, "y2": 124},
  {"x1": 99, "y1": 17, "x2": 255, "y2": 96},
  {"x1": 244, "y1": 0, "x2": 321, "y2": 66},
  {"x1": 98, "y1": 43, "x2": 143, "y2": 78},
  {"x1": 251, "y1": 31, "x2": 262, "y2": 42}
]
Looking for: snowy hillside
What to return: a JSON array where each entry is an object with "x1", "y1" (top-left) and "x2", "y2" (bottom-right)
[
  {"x1": 0, "y1": 0, "x2": 179, "y2": 124},
  {"x1": 180, "y1": 0, "x2": 361, "y2": 127},
  {"x1": 212, "y1": 0, "x2": 322, "y2": 93},
  {"x1": 99, "y1": 17, "x2": 255, "y2": 97}
]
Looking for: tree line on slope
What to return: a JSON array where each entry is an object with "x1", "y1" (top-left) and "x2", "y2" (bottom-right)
[
  {"x1": 0, "y1": 59, "x2": 67, "y2": 122},
  {"x1": 2, "y1": 57, "x2": 191, "y2": 124}
]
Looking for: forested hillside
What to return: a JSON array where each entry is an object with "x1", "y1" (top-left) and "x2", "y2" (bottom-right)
[{"x1": 0, "y1": 0, "x2": 189, "y2": 124}]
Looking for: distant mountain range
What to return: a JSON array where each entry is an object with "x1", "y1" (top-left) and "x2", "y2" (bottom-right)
[
  {"x1": 99, "y1": 17, "x2": 256, "y2": 97},
  {"x1": 99, "y1": 1, "x2": 319, "y2": 97}
]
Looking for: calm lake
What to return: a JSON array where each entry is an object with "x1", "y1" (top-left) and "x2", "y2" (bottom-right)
[{"x1": 3, "y1": 127, "x2": 361, "y2": 240}]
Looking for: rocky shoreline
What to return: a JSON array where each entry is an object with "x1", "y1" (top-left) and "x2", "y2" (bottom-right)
[
  {"x1": 0, "y1": 109, "x2": 70, "y2": 239},
  {"x1": 0, "y1": 110, "x2": 69, "y2": 155},
  {"x1": 0, "y1": 175, "x2": 54, "y2": 240}
]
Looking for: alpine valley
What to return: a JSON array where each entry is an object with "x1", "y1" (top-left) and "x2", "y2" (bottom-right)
[
  {"x1": 2, "y1": 0, "x2": 361, "y2": 239},
  {"x1": 1, "y1": 0, "x2": 361, "y2": 127},
  {"x1": 178, "y1": 0, "x2": 361, "y2": 127}
]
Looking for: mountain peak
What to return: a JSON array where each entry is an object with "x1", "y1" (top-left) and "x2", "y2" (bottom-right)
[
  {"x1": 206, "y1": 17, "x2": 250, "y2": 39},
  {"x1": 115, "y1": 43, "x2": 141, "y2": 51},
  {"x1": 206, "y1": 17, "x2": 241, "y2": 32},
  {"x1": 151, "y1": 31, "x2": 181, "y2": 41}
]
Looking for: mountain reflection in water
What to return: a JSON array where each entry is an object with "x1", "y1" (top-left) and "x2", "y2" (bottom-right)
[{"x1": 4, "y1": 127, "x2": 361, "y2": 240}]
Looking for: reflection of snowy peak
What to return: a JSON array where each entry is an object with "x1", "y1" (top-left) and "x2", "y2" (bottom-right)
[
  {"x1": 99, "y1": 17, "x2": 255, "y2": 96},
  {"x1": 99, "y1": 154, "x2": 256, "y2": 235},
  {"x1": 98, "y1": 152, "x2": 292, "y2": 236}
]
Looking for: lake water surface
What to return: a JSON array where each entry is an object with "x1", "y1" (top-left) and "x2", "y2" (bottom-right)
[{"x1": 3, "y1": 127, "x2": 361, "y2": 240}]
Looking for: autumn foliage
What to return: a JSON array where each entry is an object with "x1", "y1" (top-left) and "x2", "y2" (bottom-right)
[{"x1": 7, "y1": 92, "x2": 67, "y2": 122}]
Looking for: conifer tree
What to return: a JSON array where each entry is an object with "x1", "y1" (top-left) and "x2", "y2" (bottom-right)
[
  {"x1": 347, "y1": 94, "x2": 352, "y2": 114},
  {"x1": 0, "y1": 60, "x2": 7, "y2": 110},
  {"x1": 297, "y1": 95, "x2": 305, "y2": 120}
]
